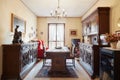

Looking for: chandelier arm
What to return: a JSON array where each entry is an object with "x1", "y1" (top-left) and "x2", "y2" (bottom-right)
[
  {"x1": 50, "y1": 0, "x2": 67, "y2": 18},
  {"x1": 58, "y1": 0, "x2": 60, "y2": 8}
]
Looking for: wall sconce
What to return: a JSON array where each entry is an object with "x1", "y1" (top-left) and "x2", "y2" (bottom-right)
[{"x1": 117, "y1": 18, "x2": 120, "y2": 27}]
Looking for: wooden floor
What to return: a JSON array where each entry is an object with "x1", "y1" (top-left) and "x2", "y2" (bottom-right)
[{"x1": 24, "y1": 59, "x2": 99, "y2": 80}]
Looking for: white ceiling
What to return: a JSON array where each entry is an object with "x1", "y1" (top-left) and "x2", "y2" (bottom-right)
[{"x1": 20, "y1": 0, "x2": 98, "y2": 17}]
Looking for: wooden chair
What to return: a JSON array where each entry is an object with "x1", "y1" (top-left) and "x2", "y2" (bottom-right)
[
  {"x1": 66, "y1": 39, "x2": 80, "y2": 67},
  {"x1": 42, "y1": 48, "x2": 51, "y2": 67},
  {"x1": 66, "y1": 45, "x2": 75, "y2": 67},
  {"x1": 66, "y1": 54, "x2": 75, "y2": 67}
]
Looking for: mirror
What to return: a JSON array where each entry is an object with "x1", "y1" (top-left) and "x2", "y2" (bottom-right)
[{"x1": 11, "y1": 13, "x2": 26, "y2": 33}]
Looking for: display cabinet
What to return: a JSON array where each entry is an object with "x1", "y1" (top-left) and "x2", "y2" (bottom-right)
[
  {"x1": 1, "y1": 42, "x2": 38, "y2": 80},
  {"x1": 82, "y1": 7, "x2": 110, "y2": 46},
  {"x1": 80, "y1": 7, "x2": 110, "y2": 79},
  {"x1": 79, "y1": 42, "x2": 99, "y2": 78}
]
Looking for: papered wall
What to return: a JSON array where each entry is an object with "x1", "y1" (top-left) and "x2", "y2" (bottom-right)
[
  {"x1": 37, "y1": 17, "x2": 82, "y2": 47},
  {"x1": 0, "y1": 0, "x2": 37, "y2": 77}
]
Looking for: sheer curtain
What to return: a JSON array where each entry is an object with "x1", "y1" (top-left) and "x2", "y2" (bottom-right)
[{"x1": 48, "y1": 23, "x2": 65, "y2": 49}]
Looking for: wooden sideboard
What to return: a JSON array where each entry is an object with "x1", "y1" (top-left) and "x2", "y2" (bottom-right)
[
  {"x1": 1, "y1": 42, "x2": 38, "y2": 80},
  {"x1": 79, "y1": 42, "x2": 99, "y2": 78},
  {"x1": 100, "y1": 47, "x2": 120, "y2": 80}
]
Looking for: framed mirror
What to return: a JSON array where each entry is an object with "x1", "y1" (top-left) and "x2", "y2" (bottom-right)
[{"x1": 11, "y1": 13, "x2": 26, "y2": 33}]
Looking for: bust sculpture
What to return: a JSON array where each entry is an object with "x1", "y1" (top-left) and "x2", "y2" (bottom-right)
[{"x1": 12, "y1": 25, "x2": 23, "y2": 44}]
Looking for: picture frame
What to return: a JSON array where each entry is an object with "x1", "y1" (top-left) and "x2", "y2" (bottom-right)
[
  {"x1": 70, "y1": 29, "x2": 77, "y2": 36},
  {"x1": 11, "y1": 13, "x2": 26, "y2": 33}
]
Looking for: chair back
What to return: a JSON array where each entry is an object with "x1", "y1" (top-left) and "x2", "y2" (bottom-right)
[
  {"x1": 71, "y1": 39, "x2": 80, "y2": 46},
  {"x1": 71, "y1": 39, "x2": 80, "y2": 57}
]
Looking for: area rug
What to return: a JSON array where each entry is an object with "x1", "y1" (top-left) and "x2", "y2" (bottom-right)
[{"x1": 35, "y1": 66, "x2": 78, "y2": 78}]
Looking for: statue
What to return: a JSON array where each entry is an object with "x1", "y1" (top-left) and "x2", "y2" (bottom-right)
[{"x1": 12, "y1": 25, "x2": 23, "y2": 44}]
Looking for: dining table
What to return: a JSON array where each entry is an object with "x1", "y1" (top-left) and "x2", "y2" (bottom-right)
[{"x1": 45, "y1": 47, "x2": 70, "y2": 73}]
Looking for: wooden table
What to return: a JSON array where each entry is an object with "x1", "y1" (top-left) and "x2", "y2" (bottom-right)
[{"x1": 46, "y1": 47, "x2": 70, "y2": 72}]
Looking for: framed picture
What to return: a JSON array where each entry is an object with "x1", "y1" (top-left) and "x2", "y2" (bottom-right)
[
  {"x1": 11, "y1": 13, "x2": 26, "y2": 33},
  {"x1": 70, "y1": 29, "x2": 77, "y2": 36},
  {"x1": 116, "y1": 30, "x2": 120, "y2": 36}
]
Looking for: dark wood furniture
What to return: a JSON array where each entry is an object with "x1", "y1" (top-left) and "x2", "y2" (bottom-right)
[
  {"x1": 1, "y1": 42, "x2": 38, "y2": 80},
  {"x1": 82, "y1": 7, "x2": 110, "y2": 46},
  {"x1": 79, "y1": 43, "x2": 99, "y2": 78},
  {"x1": 100, "y1": 47, "x2": 120, "y2": 80},
  {"x1": 80, "y1": 7, "x2": 110, "y2": 78},
  {"x1": 45, "y1": 47, "x2": 70, "y2": 72}
]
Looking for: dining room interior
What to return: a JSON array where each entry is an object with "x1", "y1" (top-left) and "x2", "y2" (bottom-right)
[{"x1": 0, "y1": 0, "x2": 120, "y2": 80}]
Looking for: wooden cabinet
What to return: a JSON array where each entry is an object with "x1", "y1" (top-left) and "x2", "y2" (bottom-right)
[
  {"x1": 82, "y1": 7, "x2": 110, "y2": 46},
  {"x1": 79, "y1": 43, "x2": 99, "y2": 78},
  {"x1": 100, "y1": 48, "x2": 120, "y2": 80},
  {"x1": 80, "y1": 7, "x2": 110, "y2": 79},
  {"x1": 1, "y1": 42, "x2": 38, "y2": 80}
]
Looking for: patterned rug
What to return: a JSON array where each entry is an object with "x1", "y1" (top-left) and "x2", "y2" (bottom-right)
[{"x1": 35, "y1": 66, "x2": 78, "y2": 78}]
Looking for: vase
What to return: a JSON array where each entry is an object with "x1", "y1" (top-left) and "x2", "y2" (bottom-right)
[
  {"x1": 110, "y1": 42, "x2": 117, "y2": 49},
  {"x1": 117, "y1": 40, "x2": 120, "y2": 49}
]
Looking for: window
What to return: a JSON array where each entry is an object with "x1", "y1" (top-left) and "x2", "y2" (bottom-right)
[{"x1": 48, "y1": 23, "x2": 65, "y2": 49}]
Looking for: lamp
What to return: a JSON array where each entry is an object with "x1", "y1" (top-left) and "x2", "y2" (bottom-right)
[
  {"x1": 50, "y1": 0, "x2": 67, "y2": 18},
  {"x1": 117, "y1": 18, "x2": 120, "y2": 27}
]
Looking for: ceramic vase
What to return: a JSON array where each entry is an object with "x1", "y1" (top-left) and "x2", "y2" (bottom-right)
[
  {"x1": 116, "y1": 40, "x2": 120, "y2": 49},
  {"x1": 110, "y1": 42, "x2": 117, "y2": 49}
]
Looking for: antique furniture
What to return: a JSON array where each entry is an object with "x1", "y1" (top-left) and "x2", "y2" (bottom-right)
[
  {"x1": 100, "y1": 47, "x2": 120, "y2": 80},
  {"x1": 1, "y1": 42, "x2": 38, "y2": 80},
  {"x1": 80, "y1": 7, "x2": 110, "y2": 78},
  {"x1": 82, "y1": 7, "x2": 110, "y2": 46},
  {"x1": 79, "y1": 43, "x2": 99, "y2": 78},
  {"x1": 45, "y1": 47, "x2": 70, "y2": 72}
]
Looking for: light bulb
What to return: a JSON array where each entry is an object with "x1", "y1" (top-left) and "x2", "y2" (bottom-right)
[{"x1": 117, "y1": 18, "x2": 120, "y2": 27}]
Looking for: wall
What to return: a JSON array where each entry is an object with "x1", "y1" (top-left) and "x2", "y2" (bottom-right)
[
  {"x1": 37, "y1": 17, "x2": 82, "y2": 47},
  {"x1": 82, "y1": 0, "x2": 120, "y2": 33},
  {"x1": 0, "y1": 0, "x2": 37, "y2": 77}
]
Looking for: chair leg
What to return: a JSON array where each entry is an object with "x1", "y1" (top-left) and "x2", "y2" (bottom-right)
[
  {"x1": 73, "y1": 59, "x2": 75, "y2": 67},
  {"x1": 43, "y1": 58, "x2": 46, "y2": 67}
]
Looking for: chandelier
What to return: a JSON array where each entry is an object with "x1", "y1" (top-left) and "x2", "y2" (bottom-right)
[{"x1": 50, "y1": 0, "x2": 67, "y2": 18}]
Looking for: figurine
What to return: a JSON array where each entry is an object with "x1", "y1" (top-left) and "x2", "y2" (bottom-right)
[{"x1": 12, "y1": 25, "x2": 23, "y2": 44}]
